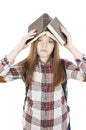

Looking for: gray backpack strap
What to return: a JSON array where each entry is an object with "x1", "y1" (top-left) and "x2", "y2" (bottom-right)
[
  {"x1": 61, "y1": 59, "x2": 68, "y2": 101},
  {"x1": 23, "y1": 86, "x2": 29, "y2": 111}
]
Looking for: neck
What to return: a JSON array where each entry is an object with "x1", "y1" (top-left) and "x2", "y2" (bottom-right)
[
  {"x1": 39, "y1": 56, "x2": 51, "y2": 64},
  {"x1": 40, "y1": 57, "x2": 48, "y2": 64}
]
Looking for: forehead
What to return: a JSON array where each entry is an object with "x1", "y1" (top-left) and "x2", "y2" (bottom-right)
[
  {"x1": 39, "y1": 34, "x2": 54, "y2": 41},
  {"x1": 38, "y1": 31, "x2": 57, "y2": 42}
]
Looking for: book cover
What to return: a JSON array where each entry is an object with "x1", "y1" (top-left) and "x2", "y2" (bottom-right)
[
  {"x1": 25, "y1": 13, "x2": 52, "y2": 44},
  {"x1": 47, "y1": 17, "x2": 67, "y2": 45}
]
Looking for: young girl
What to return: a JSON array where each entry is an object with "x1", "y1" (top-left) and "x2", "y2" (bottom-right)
[{"x1": 0, "y1": 27, "x2": 86, "y2": 130}]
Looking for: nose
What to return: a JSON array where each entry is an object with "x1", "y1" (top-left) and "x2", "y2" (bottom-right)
[{"x1": 42, "y1": 42, "x2": 47, "y2": 48}]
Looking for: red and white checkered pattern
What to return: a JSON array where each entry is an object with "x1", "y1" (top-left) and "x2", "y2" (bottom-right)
[{"x1": 0, "y1": 56, "x2": 86, "y2": 130}]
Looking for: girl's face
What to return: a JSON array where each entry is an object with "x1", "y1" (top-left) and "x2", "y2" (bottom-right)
[{"x1": 37, "y1": 35, "x2": 55, "y2": 63}]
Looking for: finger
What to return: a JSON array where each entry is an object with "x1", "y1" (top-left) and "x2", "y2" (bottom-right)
[
  {"x1": 26, "y1": 32, "x2": 37, "y2": 38},
  {"x1": 29, "y1": 28, "x2": 37, "y2": 33},
  {"x1": 28, "y1": 31, "x2": 37, "y2": 36},
  {"x1": 60, "y1": 26, "x2": 71, "y2": 38},
  {"x1": 60, "y1": 26, "x2": 67, "y2": 33},
  {"x1": 25, "y1": 35, "x2": 35, "y2": 44}
]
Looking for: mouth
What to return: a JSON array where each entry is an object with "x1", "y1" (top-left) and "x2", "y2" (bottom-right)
[{"x1": 40, "y1": 49, "x2": 48, "y2": 52}]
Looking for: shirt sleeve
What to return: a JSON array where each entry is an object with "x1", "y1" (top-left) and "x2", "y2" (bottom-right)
[
  {"x1": 64, "y1": 55, "x2": 86, "y2": 81},
  {"x1": 0, "y1": 56, "x2": 23, "y2": 82}
]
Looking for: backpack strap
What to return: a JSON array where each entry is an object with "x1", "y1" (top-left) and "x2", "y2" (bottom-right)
[
  {"x1": 61, "y1": 59, "x2": 68, "y2": 101},
  {"x1": 23, "y1": 86, "x2": 29, "y2": 111}
]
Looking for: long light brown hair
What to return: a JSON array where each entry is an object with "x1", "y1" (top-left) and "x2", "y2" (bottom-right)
[{"x1": 17, "y1": 39, "x2": 66, "y2": 88}]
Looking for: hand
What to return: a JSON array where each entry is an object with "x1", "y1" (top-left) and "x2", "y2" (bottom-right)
[
  {"x1": 60, "y1": 26, "x2": 84, "y2": 59},
  {"x1": 18, "y1": 29, "x2": 37, "y2": 51},
  {"x1": 60, "y1": 26, "x2": 72, "y2": 48}
]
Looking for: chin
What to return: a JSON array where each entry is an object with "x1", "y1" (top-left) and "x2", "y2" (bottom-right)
[{"x1": 40, "y1": 54, "x2": 49, "y2": 58}]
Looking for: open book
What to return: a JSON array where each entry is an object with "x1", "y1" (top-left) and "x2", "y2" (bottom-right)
[
  {"x1": 25, "y1": 13, "x2": 52, "y2": 44},
  {"x1": 47, "y1": 17, "x2": 67, "y2": 45},
  {"x1": 25, "y1": 14, "x2": 67, "y2": 45}
]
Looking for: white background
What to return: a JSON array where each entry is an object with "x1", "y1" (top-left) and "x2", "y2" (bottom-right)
[{"x1": 0, "y1": 0, "x2": 86, "y2": 130}]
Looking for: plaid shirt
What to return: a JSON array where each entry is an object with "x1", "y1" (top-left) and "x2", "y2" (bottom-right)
[{"x1": 0, "y1": 56, "x2": 86, "y2": 130}]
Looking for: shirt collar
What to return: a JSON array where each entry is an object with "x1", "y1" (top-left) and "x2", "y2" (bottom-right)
[{"x1": 37, "y1": 57, "x2": 53, "y2": 66}]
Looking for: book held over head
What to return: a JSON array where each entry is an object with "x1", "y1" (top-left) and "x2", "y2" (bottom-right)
[
  {"x1": 25, "y1": 13, "x2": 67, "y2": 45},
  {"x1": 47, "y1": 17, "x2": 67, "y2": 45},
  {"x1": 25, "y1": 13, "x2": 52, "y2": 44}
]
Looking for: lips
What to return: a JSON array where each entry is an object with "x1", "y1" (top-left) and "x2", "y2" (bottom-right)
[{"x1": 40, "y1": 49, "x2": 48, "y2": 52}]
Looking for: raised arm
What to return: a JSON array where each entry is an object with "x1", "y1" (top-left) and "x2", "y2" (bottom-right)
[
  {"x1": 60, "y1": 26, "x2": 86, "y2": 81},
  {"x1": 0, "y1": 29, "x2": 37, "y2": 83},
  {"x1": 7, "y1": 29, "x2": 37, "y2": 63},
  {"x1": 60, "y1": 26, "x2": 83, "y2": 59}
]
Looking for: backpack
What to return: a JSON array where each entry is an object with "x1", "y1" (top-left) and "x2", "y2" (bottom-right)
[{"x1": 23, "y1": 59, "x2": 67, "y2": 110}]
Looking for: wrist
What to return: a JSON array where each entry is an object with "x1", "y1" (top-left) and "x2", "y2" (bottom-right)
[
  {"x1": 15, "y1": 43, "x2": 23, "y2": 53},
  {"x1": 65, "y1": 43, "x2": 74, "y2": 50}
]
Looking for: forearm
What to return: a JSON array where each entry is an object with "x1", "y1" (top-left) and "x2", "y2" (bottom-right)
[
  {"x1": 7, "y1": 44, "x2": 22, "y2": 63},
  {"x1": 7, "y1": 29, "x2": 37, "y2": 63},
  {"x1": 65, "y1": 43, "x2": 83, "y2": 59},
  {"x1": 60, "y1": 27, "x2": 83, "y2": 59}
]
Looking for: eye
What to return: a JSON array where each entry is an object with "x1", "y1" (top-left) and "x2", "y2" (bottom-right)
[
  {"x1": 38, "y1": 38, "x2": 42, "y2": 42},
  {"x1": 48, "y1": 40, "x2": 54, "y2": 44}
]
